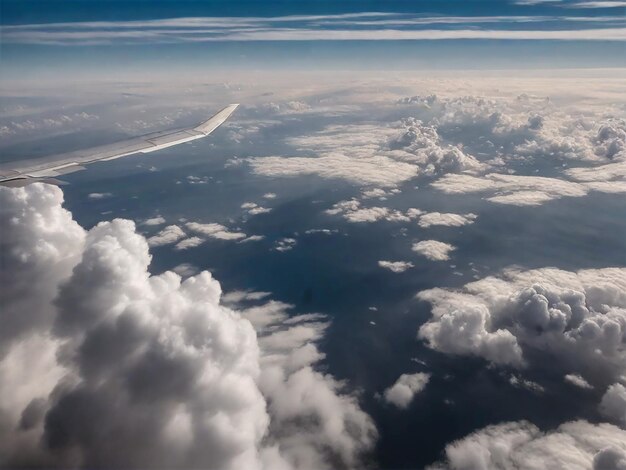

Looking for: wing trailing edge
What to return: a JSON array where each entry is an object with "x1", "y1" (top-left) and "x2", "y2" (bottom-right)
[{"x1": 0, "y1": 104, "x2": 239, "y2": 187}]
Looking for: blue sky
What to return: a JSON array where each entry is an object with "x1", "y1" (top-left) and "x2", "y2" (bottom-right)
[{"x1": 1, "y1": 0, "x2": 625, "y2": 76}]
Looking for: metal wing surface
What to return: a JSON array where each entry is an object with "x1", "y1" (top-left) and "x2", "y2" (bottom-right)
[{"x1": 0, "y1": 104, "x2": 239, "y2": 187}]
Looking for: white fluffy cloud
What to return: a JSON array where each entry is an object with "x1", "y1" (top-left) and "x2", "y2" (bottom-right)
[
  {"x1": 239, "y1": 299, "x2": 377, "y2": 469},
  {"x1": 274, "y1": 238, "x2": 297, "y2": 252},
  {"x1": 418, "y1": 212, "x2": 477, "y2": 228},
  {"x1": 0, "y1": 183, "x2": 85, "y2": 358},
  {"x1": 378, "y1": 260, "x2": 414, "y2": 273},
  {"x1": 387, "y1": 118, "x2": 482, "y2": 176},
  {"x1": 147, "y1": 224, "x2": 186, "y2": 246},
  {"x1": 141, "y1": 216, "x2": 166, "y2": 226},
  {"x1": 0, "y1": 184, "x2": 376, "y2": 470},
  {"x1": 246, "y1": 92, "x2": 625, "y2": 211},
  {"x1": 428, "y1": 420, "x2": 626, "y2": 470},
  {"x1": 383, "y1": 373, "x2": 430, "y2": 408},
  {"x1": 175, "y1": 235, "x2": 205, "y2": 250},
  {"x1": 242, "y1": 202, "x2": 272, "y2": 215},
  {"x1": 412, "y1": 240, "x2": 456, "y2": 261},
  {"x1": 417, "y1": 267, "x2": 626, "y2": 380},
  {"x1": 185, "y1": 222, "x2": 247, "y2": 240},
  {"x1": 326, "y1": 199, "x2": 420, "y2": 223},
  {"x1": 326, "y1": 202, "x2": 478, "y2": 230},
  {"x1": 394, "y1": 94, "x2": 626, "y2": 206},
  {"x1": 431, "y1": 173, "x2": 593, "y2": 206}
]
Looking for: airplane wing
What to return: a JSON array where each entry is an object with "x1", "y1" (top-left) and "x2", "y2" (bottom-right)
[{"x1": 0, "y1": 104, "x2": 239, "y2": 187}]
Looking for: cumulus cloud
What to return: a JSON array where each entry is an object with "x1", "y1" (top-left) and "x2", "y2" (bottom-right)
[
  {"x1": 239, "y1": 235, "x2": 265, "y2": 243},
  {"x1": 412, "y1": 240, "x2": 456, "y2": 261},
  {"x1": 247, "y1": 92, "x2": 625, "y2": 206},
  {"x1": 383, "y1": 373, "x2": 430, "y2": 408},
  {"x1": 326, "y1": 199, "x2": 420, "y2": 223},
  {"x1": 428, "y1": 420, "x2": 626, "y2": 470},
  {"x1": 431, "y1": 173, "x2": 587, "y2": 206},
  {"x1": 87, "y1": 192, "x2": 112, "y2": 200},
  {"x1": 600, "y1": 383, "x2": 626, "y2": 427},
  {"x1": 509, "y1": 375, "x2": 545, "y2": 394},
  {"x1": 0, "y1": 184, "x2": 376, "y2": 470},
  {"x1": 147, "y1": 224, "x2": 186, "y2": 247},
  {"x1": 239, "y1": 299, "x2": 377, "y2": 469},
  {"x1": 172, "y1": 263, "x2": 199, "y2": 277},
  {"x1": 275, "y1": 238, "x2": 297, "y2": 252},
  {"x1": 185, "y1": 222, "x2": 247, "y2": 240},
  {"x1": 361, "y1": 188, "x2": 391, "y2": 199},
  {"x1": 564, "y1": 374, "x2": 594, "y2": 390},
  {"x1": 174, "y1": 236, "x2": 205, "y2": 250},
  {"x1": 515, "y1": 117, "x2": 626, "y2": 163},
  {"x1": 417, "y1": 212, "x2": 477, "y2": 228},
  {"x1": 387, "y1": 118, "x2": 482, "y2": 176},
  {"x1": 0, "y1": 184, "x2": 85, "y2": 357},
  {"x1": 378, "y1": 260, "x2": 414, "y2": 273},
  {"x1": 186, "y1": 175, "x2": 209, "y2": 184},
  {"x1": 249, "y1": 118, "x2": 483, "y2": 187},
  {"x1": 304, "y1": 229, "x2": 337, "y2": 235},
  {"x1": 417, "y1": 267, "x2": 626, "y2": 381},
  {"x1": 242, "y1": 202, "x2": 272, "y2": 215},
  {"x1": 141, "y1": 216, "x2": 166, "y2": 226},
  {"x1": 388, "y1": 94, "x2": 626, "y2": 206}
]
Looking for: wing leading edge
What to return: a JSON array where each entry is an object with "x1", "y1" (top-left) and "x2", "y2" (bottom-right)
[{"x1": 0, "y1": 104, "x2": 239, "y2": 187}]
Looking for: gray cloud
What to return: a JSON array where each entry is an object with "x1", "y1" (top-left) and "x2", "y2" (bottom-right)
[{"x1": 600, "y1": 383, "x2": 626, "y2": 427}]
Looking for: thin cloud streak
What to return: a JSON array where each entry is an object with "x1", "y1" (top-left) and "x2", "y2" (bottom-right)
[{"x1": 2, "y1": 13, "x2": 625, "y2": 45}]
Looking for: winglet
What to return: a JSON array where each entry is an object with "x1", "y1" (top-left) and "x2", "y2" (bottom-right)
[{"x1": 193, "y1": 104, "x2": 239, "y2": 135}]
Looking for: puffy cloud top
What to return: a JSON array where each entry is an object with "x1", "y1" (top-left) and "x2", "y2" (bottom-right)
[
  {"x1": 0, "y1": 184, "x2": 375, "y2": 470},
  {"x1": 418, "y1": 267, "x2": 626, "y2": 381},
  {"x1": 383, "y1": 373, "x2": 431, "y2": 409},
  {"x1": 428, "y1": 420, "x2": 626, "y2": 470}
]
